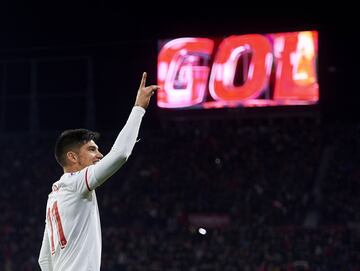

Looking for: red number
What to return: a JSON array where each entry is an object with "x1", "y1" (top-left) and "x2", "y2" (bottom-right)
[
  {"x1": 47, "y1": 208, "x2": 55, "y2": 254},
  {"x1": 47, "y1": 201, "x2": 67, "y2": 254}
]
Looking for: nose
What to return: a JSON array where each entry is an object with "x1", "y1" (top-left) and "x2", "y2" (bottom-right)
[{"x1": 97, "y1": 151, "x2": 104, "y2": 159}]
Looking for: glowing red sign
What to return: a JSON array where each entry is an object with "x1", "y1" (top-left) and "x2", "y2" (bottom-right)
[{"x1": 157, "y1": 31, "x2": 318, "y2": 109}]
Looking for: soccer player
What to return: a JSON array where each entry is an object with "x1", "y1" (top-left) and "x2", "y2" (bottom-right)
[{"x1": 38, "y1": 72, "x2": 159, "y2": 271}]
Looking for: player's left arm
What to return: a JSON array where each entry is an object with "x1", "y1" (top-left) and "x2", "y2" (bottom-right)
[
  {"x1": 38, "y1": 228, "x2": 53, "y2": 271},
  {"x1": 76, "y1": 72, "x2": 158, "y2": 193},
  {"x1": 81, "y1": 106, "x2": 145, "y2": 192}
]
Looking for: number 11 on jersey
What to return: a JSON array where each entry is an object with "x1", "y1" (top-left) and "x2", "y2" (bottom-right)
[{"x1": 47, "y1": 201, "x2": 67, "y2": 254}]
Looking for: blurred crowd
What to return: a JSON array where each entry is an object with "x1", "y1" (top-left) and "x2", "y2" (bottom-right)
[{"x1": 1, "y1": 116, "x2": 360, "y2": 270}]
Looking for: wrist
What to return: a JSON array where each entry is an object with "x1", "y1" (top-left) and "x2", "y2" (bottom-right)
[{"x1": 133, "y1": 106, "x2": 146, "y2": 114}]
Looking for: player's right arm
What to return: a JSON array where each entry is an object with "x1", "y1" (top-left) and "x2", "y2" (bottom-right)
[
  {"x1": 38, "y1": 227, "x2": 53, "y2": 271},
  {"x1": 77, "y1": 72, "x2": 159, "y2": 193}
]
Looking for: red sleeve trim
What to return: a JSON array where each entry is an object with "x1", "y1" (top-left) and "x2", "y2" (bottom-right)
[{"x1": 85, "y1": 168, "x2": 91, "y2": 191}]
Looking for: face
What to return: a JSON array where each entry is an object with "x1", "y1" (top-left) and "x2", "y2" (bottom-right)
[{"x1": 75, "y1": 140, "x2": 103, "y2": 169}]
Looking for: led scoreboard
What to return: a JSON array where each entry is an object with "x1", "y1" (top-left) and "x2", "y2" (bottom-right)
[{"x1": 157, "y1": 30, "x2": 318, "y2": 110}]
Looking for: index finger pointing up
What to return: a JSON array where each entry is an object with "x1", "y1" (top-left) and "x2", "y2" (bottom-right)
[{"x1": 140, "y1": 72, "x2": 147, "y2": 89}]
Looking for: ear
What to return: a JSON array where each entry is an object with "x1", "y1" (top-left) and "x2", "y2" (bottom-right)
[{"x1": 66, "y1": 151, "x2": 78, "y2": 164}]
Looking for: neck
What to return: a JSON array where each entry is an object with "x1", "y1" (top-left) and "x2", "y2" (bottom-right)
[{"x1": 63, "y1": 164, "x2": 84, "y2": 173}]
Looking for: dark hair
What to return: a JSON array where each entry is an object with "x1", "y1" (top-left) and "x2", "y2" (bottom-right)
[{"x1": 54, "y1": 128, "x2": 100, "y2": 167}]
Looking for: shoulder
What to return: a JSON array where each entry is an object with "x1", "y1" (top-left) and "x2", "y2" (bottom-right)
[
  {"x1": 50, "y1": 172, "x2": 83, "y2": 193},
  {"x1": 68, "y1": 166, "x2": 96, "y2": 194}
]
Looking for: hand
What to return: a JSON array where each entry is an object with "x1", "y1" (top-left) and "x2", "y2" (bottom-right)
[{"x1": 134, "y1": 72, "x2": 159, "y2": 109}]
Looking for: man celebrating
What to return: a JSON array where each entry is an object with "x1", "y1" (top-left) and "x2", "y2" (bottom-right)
[{"x1": 38, "y1": 72, "x2": 159, "y2": 271}]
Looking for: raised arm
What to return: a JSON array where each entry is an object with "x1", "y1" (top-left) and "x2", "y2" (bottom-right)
[{"x1": 82, "y1": 72, "x2": 159, "y2": 191}]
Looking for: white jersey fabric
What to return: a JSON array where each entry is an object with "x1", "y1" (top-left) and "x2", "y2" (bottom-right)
[{"x1": 38, "y1": 106, "x2": 145, "y2": 271}]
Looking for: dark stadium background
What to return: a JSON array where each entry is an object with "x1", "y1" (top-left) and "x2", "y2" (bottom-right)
[
  {"x1": 0, "y1": 3, "x2": 358, "y2": 131},
  {"x1": 1, "y1": 3, "x2": 359, "y2": 270}
]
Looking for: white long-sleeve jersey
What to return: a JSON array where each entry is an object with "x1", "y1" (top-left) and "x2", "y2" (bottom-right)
[{"x1": 38, "y1": 106, "x2": 145, "y2": 271}]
